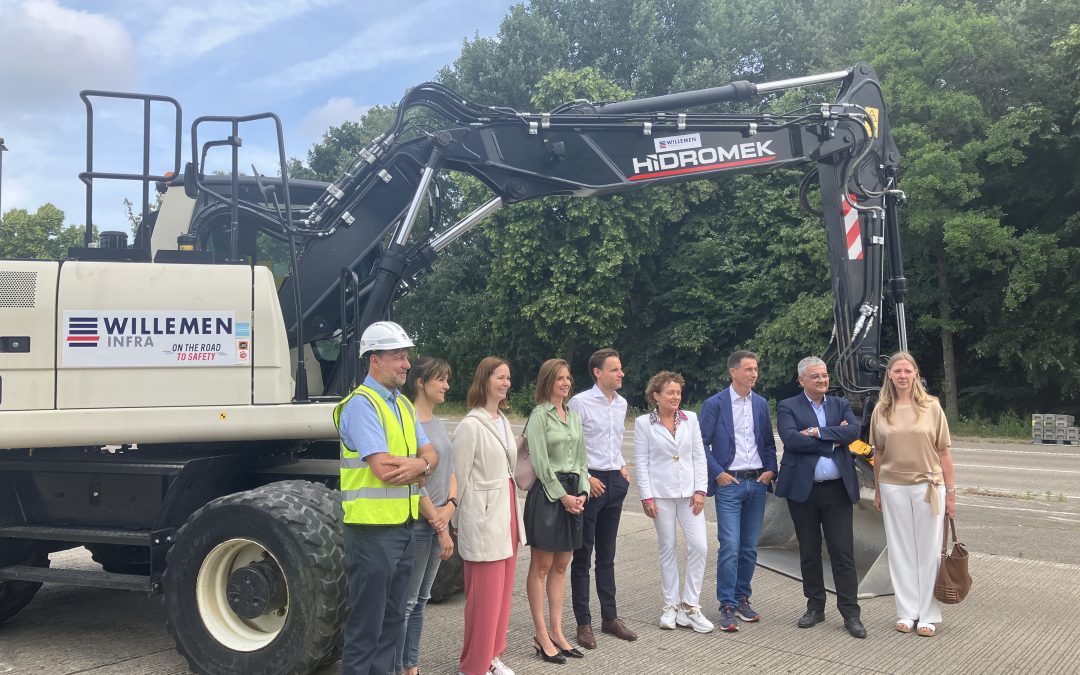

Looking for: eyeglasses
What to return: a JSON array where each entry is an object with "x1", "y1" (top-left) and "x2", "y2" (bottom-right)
[{"x1": 805, "y1": 374, "x2": 830, "y2": 381}]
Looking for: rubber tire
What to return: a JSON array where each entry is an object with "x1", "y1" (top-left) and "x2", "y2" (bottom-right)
[
  {"x1": 87, "y1": 544, "x2": 152, "y2": 575},
  {"x1": 428, "y1": 530, "x2": 464, "y2": 603},
  {"x1": 0, "y1": 540, "x2": 49, "y2": 624},
  {"x1": 163, "y1": 480, "x2": 346, "y2": 675}
]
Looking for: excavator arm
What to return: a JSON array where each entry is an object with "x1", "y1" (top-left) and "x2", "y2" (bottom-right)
[{"x1": 200, "y1": 62, "x2": 906, "y2": 409}]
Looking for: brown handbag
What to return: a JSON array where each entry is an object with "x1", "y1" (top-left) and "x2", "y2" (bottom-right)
[{"x1": 934, "y1": 515, "x2": 972, "y2": 604}]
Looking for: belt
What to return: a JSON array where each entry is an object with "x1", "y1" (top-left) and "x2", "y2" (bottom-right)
[
  {"x1": 727, "y1": 469, "x2": 761, "y2": 479},
  {"x1": 815, "y1": 477, "x2": 842, "y2": 484}
]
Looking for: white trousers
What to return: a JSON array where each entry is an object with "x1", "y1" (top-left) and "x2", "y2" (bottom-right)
[
  {"x1": 653, "y1": 497, "x2": 707, "y2": 608},
  {"x1": 879, "y1": 482, "x2": 945, "y2": 624}
]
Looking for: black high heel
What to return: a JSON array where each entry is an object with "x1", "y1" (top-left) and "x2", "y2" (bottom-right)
[{"x1": 533, "y1": 636, "x2": 567, "y2": 664}]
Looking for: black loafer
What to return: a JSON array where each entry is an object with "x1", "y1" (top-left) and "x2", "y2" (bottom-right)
[
  {"x1": 844, "y1": 617, "x2": 867, "y2": 638},
  {"x1": 797, "y1": 609, "x2": 825, "y2": 628}
]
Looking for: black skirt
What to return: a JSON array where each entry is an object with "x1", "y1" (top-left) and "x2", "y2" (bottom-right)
[{"x1": 524, "y1": 472, "x2": 584, "y2": 552}]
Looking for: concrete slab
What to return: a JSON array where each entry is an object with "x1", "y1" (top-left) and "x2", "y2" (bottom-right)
[
  {"x1": 2, "y1": 427, "x2": 1077, "y2": 673},
  {"x1": 2, "y1": 506, "x2": 1078, "y2": 674}
]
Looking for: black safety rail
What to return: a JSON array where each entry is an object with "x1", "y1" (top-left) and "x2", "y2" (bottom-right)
[
  {"x1": 338, "y1": 268, "x2": 364, "y2": 395},
  {"x1": 78, "y1": 91, "x2": 183, "y2": 248},
  {"x1": 189, "y1": 111, "x2": 311, "y2": 400}
]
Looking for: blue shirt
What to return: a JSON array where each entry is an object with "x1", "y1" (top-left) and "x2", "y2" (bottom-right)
[
  {"x1": 806, "y1": 394, "x2": 841, "y2": 481},
  {"x1": 339, "y1": 375, "x2": 430, "y2": 460}
]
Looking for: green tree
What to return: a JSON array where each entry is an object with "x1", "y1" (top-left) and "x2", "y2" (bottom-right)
[
  {"x1": 863, "y1": 0, "x2": 1080, "y2": 415},
  {"x1": 0, "y1": 204, "x2": 79, "y2": 259}
]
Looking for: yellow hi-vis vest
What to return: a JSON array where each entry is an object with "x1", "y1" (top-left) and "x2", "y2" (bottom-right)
[{"x1": 333, "y1": 384, "x2": 421, "y2": 525}]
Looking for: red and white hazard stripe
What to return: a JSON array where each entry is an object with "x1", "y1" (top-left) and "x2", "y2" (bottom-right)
[{"x1": 842, "y1": 194, "x2": 863, "y2": 260}]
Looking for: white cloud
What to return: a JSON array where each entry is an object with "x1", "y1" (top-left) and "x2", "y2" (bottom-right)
[
  {"x1": 0, "y1": 0, "x2": 136, "y2": 109},
  {"x1": 253, "y1": 1, "x2": 460, "y2": 93},
  {"x1": 140, "y1": 0, "x2": 341, "y2": 60},
  {"x1": 0, "y1": 1, "x2": 139, "y2": 221},
  {"x1": 300, "y1": 97, "x2": 372, "y2": 143}
]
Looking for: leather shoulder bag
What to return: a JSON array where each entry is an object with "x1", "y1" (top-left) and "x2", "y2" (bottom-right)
[
  {"x1": 934, "y1": 515, "x2": 972, "y2": 604},
  {"x1": 514, "y1": 417, "x2": 537, "y2": 491}
]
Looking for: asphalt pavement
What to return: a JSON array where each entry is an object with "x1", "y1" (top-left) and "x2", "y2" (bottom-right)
[{"x1": 1, "y1": 431, "x2": 1078, "y2": 674}]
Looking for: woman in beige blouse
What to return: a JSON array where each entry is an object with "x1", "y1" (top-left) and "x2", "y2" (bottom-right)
[{"x1": 869, "y1": 352, "x2": 956, "y2": 638}]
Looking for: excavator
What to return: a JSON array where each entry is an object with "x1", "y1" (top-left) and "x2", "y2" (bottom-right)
[{"x1": 0, "y1": 62, "x2": 904, "y2": 674}]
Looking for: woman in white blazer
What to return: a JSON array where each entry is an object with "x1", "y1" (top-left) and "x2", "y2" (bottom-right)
[
  {"x1": 634, "y1": 371, "x2": 714, "y2": 634},
  {"x1": 452, "y1": 357, "x2": 525, "y2": 675}
]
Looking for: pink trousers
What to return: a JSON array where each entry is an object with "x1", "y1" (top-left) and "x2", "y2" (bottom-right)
[{"x1": 460, "y1": 480, "x2": 519, "y2": 675}]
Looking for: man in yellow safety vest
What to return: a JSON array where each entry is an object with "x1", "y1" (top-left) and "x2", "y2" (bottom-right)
[{"x1": 334, "y1": 321, "x2": 439, "y2": 675}]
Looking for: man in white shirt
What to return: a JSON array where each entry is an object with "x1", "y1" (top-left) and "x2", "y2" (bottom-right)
[
  {"x1": 568, "y1": 348, "x2": 638, "y2": 648},
  {"x1": 700, "y1": 350, "x2": 777, "y2": 633}
]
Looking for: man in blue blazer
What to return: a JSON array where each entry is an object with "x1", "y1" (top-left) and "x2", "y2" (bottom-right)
[
  {"x1": 700, "y1": 350, "x2": 777, "y2": 632},
  {"x1": 775, "y1": 356, "x2": 866, "y2": 638}
]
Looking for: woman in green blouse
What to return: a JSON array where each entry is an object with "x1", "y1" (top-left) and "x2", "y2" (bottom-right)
[{"x1": 524, "y1": 358, "x2": 591, "y2": 663}]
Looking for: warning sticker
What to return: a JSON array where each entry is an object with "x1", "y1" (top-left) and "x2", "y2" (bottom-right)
[{"x1": 863, "y1": 106, "x2": 880, "y2": 138}]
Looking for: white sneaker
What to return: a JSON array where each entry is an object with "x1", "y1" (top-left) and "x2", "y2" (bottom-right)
[
  {"x1": 659, "y1": 604, "x2": 678, "y2": 629},
  {"x1": 676, "y1": 605, "x2": 715, "y2": 633},
  {"x1": 489, "y1": 656, "x2": 515, "y2": 675}
]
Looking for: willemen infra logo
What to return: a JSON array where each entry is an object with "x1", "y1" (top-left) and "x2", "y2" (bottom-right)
[
  {"x1": 61, "y1": 309, "x2": 241, "y2": 368},
  {"x1": 654, "y1": 133, "x2": 702, "y2": 153},
  {"x1": 66, "y1": 316, "x2": 100, "y2": 348}
]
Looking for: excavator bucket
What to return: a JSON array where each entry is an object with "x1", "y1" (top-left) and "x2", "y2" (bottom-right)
[{"x1": 756, "y1": 443, "x2": 892, "y2": 597}]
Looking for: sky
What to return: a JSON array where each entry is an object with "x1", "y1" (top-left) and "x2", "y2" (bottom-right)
[{"x1": 0, "y1": 0, "x2": 518, "y2": 234}]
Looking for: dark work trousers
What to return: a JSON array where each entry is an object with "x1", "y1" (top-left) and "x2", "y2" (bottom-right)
[
  {"x1": 786, "y1": 478, "x2": 861, "y2": 619},
  {"x1": 341, "y1": 522, "x2": 416, "y2": 675},
  {"x1": 571, "y1": 468, "x2": 629, "y2": 626}
]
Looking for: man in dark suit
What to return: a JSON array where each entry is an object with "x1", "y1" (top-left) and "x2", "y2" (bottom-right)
[
  {"x1": 700, "y1": 350, "x2": 777, "y2": 632},
  {"x1": 775, "y1": 356, "x2": 866, "y2": 638}
]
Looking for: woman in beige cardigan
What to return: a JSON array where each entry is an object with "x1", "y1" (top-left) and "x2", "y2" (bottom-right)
[{"x1": 452, "y1": 356, "x2": 526, "y2": 675}]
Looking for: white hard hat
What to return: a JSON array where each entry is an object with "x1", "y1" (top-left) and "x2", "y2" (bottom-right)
[{"x1": 359, "y1": 321, "x2": 415, "y2": 357}]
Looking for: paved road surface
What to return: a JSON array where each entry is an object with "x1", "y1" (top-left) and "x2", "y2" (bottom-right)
[{"x1": 2, "y1": 430, "x2": 1078, "y2": 674}]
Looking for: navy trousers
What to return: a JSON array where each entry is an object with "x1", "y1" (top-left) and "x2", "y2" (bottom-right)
[
  {"x1": 571, "y1": 469, "x2": 629, "y2": 625},
  {"x1": 341, "y1": 522, "x2": 416, "y2": 675},
  {"x1": 786, "y1": 479, "x2": 861, "y2": 619}
]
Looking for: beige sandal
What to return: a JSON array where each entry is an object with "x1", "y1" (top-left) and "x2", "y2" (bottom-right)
[
  {"x1": 916, "y1": 623, "x2": 936, "y2": 637},
  {"x1": 896, "y1": 619, "x2": 915, "y2": 633}
]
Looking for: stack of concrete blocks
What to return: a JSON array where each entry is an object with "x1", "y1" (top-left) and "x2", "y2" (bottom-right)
[{"x1": 1032, "y1": 414, "x2": 1078, "y2": 444}]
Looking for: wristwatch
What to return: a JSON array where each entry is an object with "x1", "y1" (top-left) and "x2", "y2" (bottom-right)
[
  {"x1": 421, "y1": 458, "x2": 432, "y2": 475},
  {"x1": 447, "y1": 497, "x2": 459, "y2": 507}
]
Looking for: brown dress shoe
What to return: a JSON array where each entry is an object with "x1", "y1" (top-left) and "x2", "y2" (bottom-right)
[
  {"x1": 601, "y1": 618, "x2": 638, "y2": 641},
  {"x1": 577, "y1": 624, "x2": 597, "y2": 649}
]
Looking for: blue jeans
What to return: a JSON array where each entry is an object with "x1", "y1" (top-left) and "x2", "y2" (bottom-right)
[
  {"x1": 714, "y1": 478, "x2": 767, "y2": 607},
  {"x1": 394, "y1": 521, "x2": 443, "y2": 672},
  {"x1": 342, "y1": 523, "x2": 415, "y2": 675}
]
